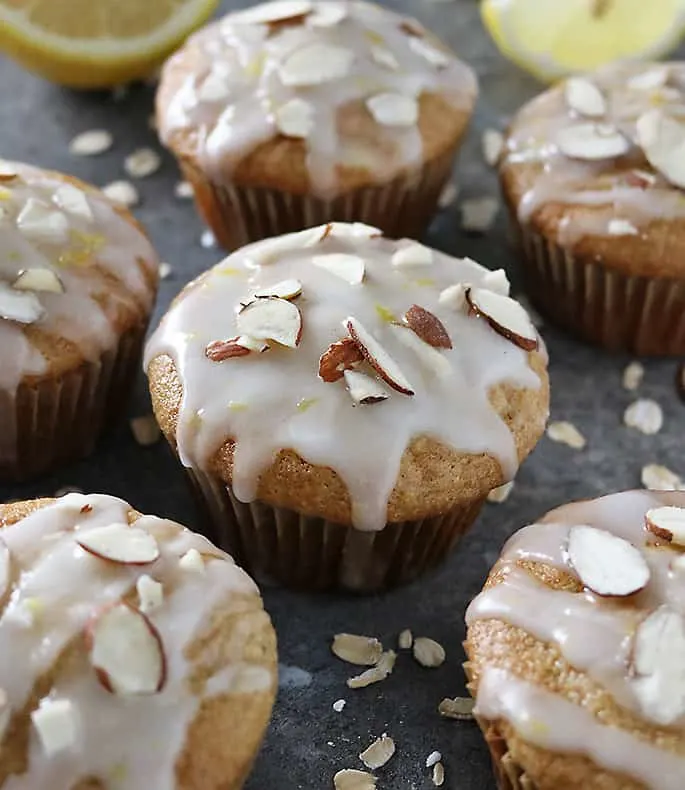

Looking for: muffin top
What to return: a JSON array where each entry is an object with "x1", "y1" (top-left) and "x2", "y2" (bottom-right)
[
  {"x1": 145, "y1": 222, "x2": 548, "y2": 531},
  {"x1": 0, "y1": 493, "x2": 276, "y2": 790},
  {"x1": 466, "y1": 490, "x2": 685, "y2": 790},
  {"x1": 501, "y1": 62, "x2": 685, "y2": 276},
  {"x1": 0, "y1": 161, "x2": 158, "y2": 394},
  {"x1": 156, "y1": 0, "x2": 477, "y2": 196}
]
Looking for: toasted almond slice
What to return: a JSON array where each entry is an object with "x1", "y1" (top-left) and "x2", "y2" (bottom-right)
[
  {"x1": 87, "y1": 602, "x2": 166, "y2": 695},
  {"x1": 130, "y1": 415, "x2": 161, "y2": 447},
  {"x1": 253, "y1": 279, "x2": 303, "y2": 300},
  {"x1": 624, "y1": 398, "x2": 663, "y2": 435},
  {"x1": 69, "y1": 129, "x2": 112, "y2": 156},
  {"x1": 623, "y1": 361, "x2": 645, "y2": 391},
  {"x1": 0, "y1": 283, "x2": 44, "y2": 324},
  {"x1": 438, "y1": 283, "x2": 467, "y2": 311},
  {"x1": 102, "y1": 180, "x2": 139, "y2": 207},
  {"x1": 460, "y1": 197, "x2": 499, "y2": 233},
  {"x1": 76, "y1": 524, "x2": 160, "y2": 565},
  {"x1": 482, "y1": 268, "x2": 510, "y2": 296},
  {"x1": 642, "y1": 463, "x2": 683, "y2": 492},
  {"x1": 0, "y1": 538, "x2": 10, "y2": 600},
  {"x1": 487, "y1": 481, "x2": 514, "y2": 503},
  {"x1": 546, "y1": 420, "x2": 586, "y2": 450},
  {"x1": 319, "y1": 338, "x2": 364, "y2": 382},
  {"x1": 628, "y1": 67, "x2": 670, "y2": 91},
  {"x1": 346, "y1": 317, "x2": 414, "y2": 395},
  {"x1": 556, "y1": 123, "x2": 629, "y2": 160},
  {"x1": 136, "y1": 574, "x2": 163, "y2": 614},
  {"x1": 608, "y1": 218, "x2": 638, "y2": 236},
  {"x1": 235, "y1": 0, "x2": 312, "y2": 23},
  {"x1": 323, "y1": 222, "x2": 382, "y2": 240},
  {"x1": 0, "y1": 161, "x2": 18, "y2": 181},
  {"x1": 366, "y1": 93, "x2": 418, "y2": 127},
  {"x1": 636, "y1": 109, "x2": 685, "y2": 189},
  {"x1": 332, "y1": 633, "x2": 384, "y2": 665},
  {"x1": 625, "y1": 169, "x2": 657, "y2": 188},
  {"x1": 313, "y1": 253, "x2": 365, "y2": 284},
  {"x1": 388, "y1": 324, "x2": 451, "y2": 378},
  {"x1": 482, "y1": 129, "x2": 504, "y2": 166},
  {"x1": 398, "y1": 629, "x2": 413, "y2": 649},
  {"x1": 280, "y1": 43, "x2": 354, "y2": 86},
  {"x1": 347, "y1": 650, "x2": 397, "y2": 688},
  {"x1": 237, "y1": 297, "x2": 302, "y2": 347},
  {"x1": 432, "y1": 762, "x2": 445, "y2": 786},
  {"x1": 124, "y1": 148, "x2": 161, "y2": 179},
  {"x1": 466, "y1": 288, "x2": 537, "y2": 351},
  {"x1": 413, "y1": 637, "x2": 446, "y2": 667},
  {"x1": 31, "y1": 698, "x2": 78, "y2": 756},
  {"x1": 438, "y1": 696, "x2": 475, "y2": 720},
  {"x1": 179, "y1": 548, "x2": 205, "y2": 573},
  {"x1": 13, "y1": 268, "x2": 64, "y2": 294},
  {"x1": 408, "y1": 35, "x2": 450, "y2": 68},
  {"x1": 645, "y1": 506, "x2": 685, "y2": 545},
  {"x1": 568, "y1": 525, "x2": 650, "y2": 597},
  {"x1": 391, "y1": 242, "x2": 433, "y2": 267},
  {"x1": 344, "y1": 369, "x2": 389, "y2": 405},
  {"x1": 205, "y1": 338, "x2": 252, "y2": 361},
  {"x1": 404, "y1": 305, "x2": 452, "y2": 349},
  {"x1": 370, "y1": 45, "x2": 399, "y2": 70},
  {"x1": 53, "y1": 184, "x2": 93, "y2": 221},
  {"x1": 360, "y1": 734, "x2": 395, "y2": 769},
  {"x1": 308, "y1": 2, "x2": 346, "y2": 26},
  {"x1": 564, "y1": 77, "x2": 607, "y2": 118},
  {"x1": 17, "y1": 198, "x2": 69, "y2": 243},
  {"x1": 275, "y1": 98, "x2": 315, "y2": 139},
  {"x1": 333, "y1": 769, "x2": 377, "y2": 790}
]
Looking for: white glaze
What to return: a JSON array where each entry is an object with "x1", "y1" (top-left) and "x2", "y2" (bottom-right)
[
  {"x1": 144, "y1": 224, "x2": 545, "y2": 531},
  {"x1": 0, "y1": 493, "x2": 269, "y2": 789},
  {"x1": 158, "y1": 0, "x2": 477, "y2": 196},
  {"x1": 503, "y1": 62, "x2": 685, "y2": 244},
  {"x1": 467, "y1": 490, "x2": 685, "y2": 787},
  {"x1": 0, "y1": 162, "x2": 158, "y2": 393}
]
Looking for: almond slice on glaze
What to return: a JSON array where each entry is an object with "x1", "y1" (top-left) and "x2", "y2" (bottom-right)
[
  {"x1": 307, "y1": 2, "x2": 347, "y2": 26},
  {"x1": 275, "y1": 98, "x2": 315, "y2": 139},
  {"x1": 645, "y1": 506, "x2": 685, "y2": 545},
  {"x1": 253, "y1": 279, "x2": 303, "y2": 300},
  {"x1": 237, "y1": 297, "x2": 302, "y2": 348},
  {"x1": 628, "y1": 67, "x2": 670, "y2": 91},
  {"x1": 388, "y1": 324, "x2": 451, "y2": 378},
  {"x1": 366, "y1": 93, "x2": 418, "y2": 127},
  {"x1": 76, "y1": 524, "x2": 160, "y2": 565},
  {"x1": 564, "y1": 77, "x2": 607, "y2": 118},
  {"x1": 391, "y1": 242, "x2": 433, "y2": 267},
  {"x1": 31, "y1": 699, "x2": 78, "y2": 756},
  {"x1": 403, "y1": 305, "x2": 452, "y2": 349},
  {"x1": 567, "y1": 525, "x2": 650, "y2": 597},
  {"x1": 86, "y1": 602, "x2": 166, "y2": 695},
  {"x1": 344, "y1": 370, "x2": 389, "y2": 405},
  {"x1": 313, "y1": 253, "x2": 365, "y2": 284},
  {"x1": 205, "y1": 338, "x2": 252, "y2": 361},
  {"x1": 636, "y1": 109, "x2": 685, "y2": 189},
  {"x1": 279, "y1": 43, "x2": 354, "y2": 86},
  {"x1": 556, "y1": 123, "x2": 630, "y2": 160},
  {"x1": 408, "y1": 35, "x2": 450, "y2": 68},
  {"x1": 13, "y1": 268, "x2": 64, "y2": 294},
  {"x1": 438, "y1": 283, "x2": 467, "y2": 311},
  {"x1": 465, "y1": 288, "x2": 538, "y2": 351},
  {"x1": 53, "y1": 183, "x2": 93, "y2": 221},
  {"x1": 371, "y1": 45, "x2": 399, "y2": 71},
  {"x1": 318, "y1": 338, "x2": 364, "y2": 382},
  {"x1": 234, "y1": 0, "x2": 312, "y2": 24},
  {"x1": 345, "y1": 317, "x2": 414, "y2": 395},
  {"x1": 482, "y1": 268, "x2": 511, "y2": 296},
  {"x1": 0, "y1": 283, "x2": 44, "y2": 324},
  {"x1": 0, "y1": 161, "x2": 18, "y2": 181},
  {"x1": 0, "y1": 537, "x2": 10, "y2": 600},
  {"x1": 16, "y1": 198, "x2": 69, "y2": 243}
]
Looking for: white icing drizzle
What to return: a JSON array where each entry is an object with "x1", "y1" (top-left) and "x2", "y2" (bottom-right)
[
  {"x1": 467, "y1": 490, "x2": 685, "y2": 787},
  {"x1": 144, "y1": 224, "x2": 544, "y2": 531},
  {"x1": 158, "y1": 0, "x2": 477, "y2": 196},
  {"x1": 502, "y1": 62, "x2": 685, "y2": 244},
  {"x1": 0, "y1": 493, "x2": 269, "y2": 789},
  {"x1": 0, "y1": 162, "x2": 158, "y2": 393}
]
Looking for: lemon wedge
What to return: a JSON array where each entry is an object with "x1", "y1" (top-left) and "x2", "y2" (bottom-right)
[
  {"x1": 0, "y1": 0, "x2": 219, "y2": 89},
  {"x1": 481, "y1": 0, "x2": 685, "y2": 82}
]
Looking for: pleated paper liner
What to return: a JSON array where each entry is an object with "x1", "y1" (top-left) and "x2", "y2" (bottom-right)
[
  {"x1": 185, "y1": 466, "x2": 485, "y2": 592},
  {"x1": 179, "y1": 145, "x2": 458, "y2": 250},
  {"x1": 0, "y1": 321, "x2": 147, "y2": 481},
  {"x1": 510, "y1": 216, "x2": 685, "y2": 356}
]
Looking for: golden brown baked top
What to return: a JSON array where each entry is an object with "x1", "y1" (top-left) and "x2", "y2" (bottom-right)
[
  {"x1": 145, "y1": 223, "x2": 549, "y2": 530},
  {"x1": 0, "y1": 161, "x2": 158, "y2": 393},
  {"x1": 466, "y1": 490, "x2": 685, "y2": 790},
  {"x1": 0, "y1": 494, "x2": 277, "y2": 790},
  {"x1": 155, "y1": 0, "x2": 477, "y2": 197}
]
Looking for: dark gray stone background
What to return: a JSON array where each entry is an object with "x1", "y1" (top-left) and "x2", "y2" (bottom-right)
[{"x1": 0, "y1": 1, "x2": 683, "y2": 787}]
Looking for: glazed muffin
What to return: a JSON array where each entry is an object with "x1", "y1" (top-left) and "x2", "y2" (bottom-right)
[
  {"x1": 145, "y1": 222, "x2": 549, "y2": 592},
  {"x1": 465, "y1": 490, "x2": 685, "y2": 790},
  {"x1": 500, "y1": 61, "x2": 685, "y2": 355},
  {"x1": 0, "y1": 492, "x2": 277, "y2": 789},
  {"x1": 155, "y1": 0, "x2": 477, "y2": 249},
  {"x1": 0, "y1": 160, "x2": 159, "y2": 480}
]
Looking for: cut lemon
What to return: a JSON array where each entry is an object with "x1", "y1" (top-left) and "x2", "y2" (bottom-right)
[
  {"x1": 0, "y1": 0, "x2": 219, "y2": 89},
  {"x1": 481, "y1": 0, "x2": 685, "y2": 82}
]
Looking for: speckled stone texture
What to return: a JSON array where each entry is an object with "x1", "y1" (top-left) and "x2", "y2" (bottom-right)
[{"x1": 0, "y1": 2, "x2": 683, "y2": 788}]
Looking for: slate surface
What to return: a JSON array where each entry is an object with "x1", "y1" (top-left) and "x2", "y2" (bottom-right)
[{"x1": 0, "y1": 2, "x2": 683, "y2": 788}]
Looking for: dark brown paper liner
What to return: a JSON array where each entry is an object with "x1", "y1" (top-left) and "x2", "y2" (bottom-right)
[
  {"x1": 0, "y1": 322, "x2": 148, "y2": 482},
  {"x1": 179, "y1": 146, "x2": 458, "y2": 250},
  {"x1": 510, "y1": 219, "x2": 685, "y2": 356},
  {"x1": 185, "y1": 467, "x2": 485, "y2": 592}
]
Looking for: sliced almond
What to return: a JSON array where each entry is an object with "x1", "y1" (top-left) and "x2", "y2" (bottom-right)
[
  {"x1": 0, "y1": 283, "x2": 44, "y2": 324},
  {"x1": 404, "y1": 305, "x2": 451, "y2": 349},
  {"x1": 366, "y1": 93, "x2": 418, "y2": 127},
  {"x1": 482, "y1": 129, "x2": 504, "y2": 166},
  {"x1": 370, "y1": 45, "x2": 399, "y2": 71},
  {"x1": 318, "y1": 337, "x2": 364, "y2": 382},
  {"x1": 408, "y1": 35, "x2": 450, "y2": 68},
  {"x1": 391, "y1": 242, "x2": 433, "y2": 268},
  {"x1": 0, "y1": 538, "x2": 10, "y2": 600},
  {"x1": 13, "y1": 268, "x2": 64, "y2": 294},
  {"x1": 322, "y1": 222, "x2": 381, "y2": 241},
  {"x1": 308, "y1": 2, "x2": 347, "y2": 26},
  {"x1": 624, "y1": 398, "x2": 663, "y2": 435},
  {"x1": 487, "y1": 481, "x2": 514, "y2": 503},
  {"x1": 53, "y1": 183, "x2": 93, "y2": 221},
  {"x1": 642, "y1": 463, "x2": 683, "y2": 492},
  {"x1": 625, "y1": 169, "x2": 657, "y2": 188},
  {"x1": 460, "y1": 197, "x2": 499, "y2": 233},
  {"x1": 344, "y1": 369, "x2": 389, "y2": 406},
  {"x1": 136, "y1": 574, "x2": 164, "y2": 614},
  {"x1": 360, "y1": 734, "x2": 395, "y2": 769},
  {"x1": 102, "y1": 180, "x2": 139, "y2": 207},
  {"x1": 235, "y1": 0, "x2": 312, "y2": 23},
  {"x1": 347, "y1": 650, "x2": 397, "y2": 688},
  {"x1": 636, "y1": 109, "x2": 685, "y2": 189},
  {"x1": 645, "y1": 506, "x2": 685, "y2": 545},
  {"x1": 313, "y1": 253, "x2": 365, "y2": 285},
  {"x1": 432, "y1": 762, "x2": 445, "y2": 786},
  {"x1": 0, "y1": 161, "x2": 18, "y2": 181},
  {"x1": 179, "y1": 548, "x2": 205, "y2": 573},
  {"x1": 205, "y1": 338, "x2": 252, "y2": 361},
  {"x1": 346, "y1": 317, "x2": 414, "y2": 395},
  {"x1": 124, "y1": 148, "x2": 161, "y2": 179},
  {"x1": 76, "y1": 523, "x2": 160, "y2": 565},
  {"x1": 426, "y1": 751, "x2": 442, "y2": 768},
  {"x1": 438, "y1": 696, "x2": 475, "y2": 720},
  {"x1": 197, "y1": 71, "x2": 230, "y2": 103},
  {"x1": 275, "y1": 98, "x2": 315, "y2": 139},
  {"x1": 466, "y1": 287, "x2": 538, "y2": 351},
  {"x1": 17, "y1": 198, "x2": 69, "y2": 243},
  {"x1": 564, "y1": 77, "x2": 607, "y2": 118},
  {"x1": 413, "y1": 637, "x2": 446, "y2": 668},
  {"x1": 280, "y1": 43, "x2": 354, "y2": 86},
  {"x1": 631, "y1": 606, "x2": 685, "y2": 724},
  {"x1": 556, "y1": 123, "x2": 629, "y2": 160},
  {"x1": 482, "y1": 268, "x2": 510, "y2": 296},
  {"x1": 608, "y1": 218, "x2": 638, "y2": 236},
  {"x1": 332, "y1": 633, "x2": 384, "y2": 665},
  {"x1": 31, "y1": 698, "x2": 78, "y2": 756},
  {"x1": 628, "y1": 67, "x2": 670, "y2": 91},
  {"x1": 87, "y1": 602, "x2": 166, "y2": 695},
  {"x1": 388, "y1": 324, "x2": 451, "y2": 378},
  {"x1": 237, "y1": 297, "x2": 302, "y2": 348},
  {"x1": 69, "y1": 129, "x2": 113, "y2": 156},
  {"x1": 438, "y1": 283, "x2": 467, "y2": 311},
  {"x1": 253, "y1": 279, "x2": 303, "y2": 300},
  {"x1": 546, "y1": 421, "x2": 586, "y2": 450},
  {"x1": 129, "y1": 415, "x2": 161, "y2": 447},
  {"x1": 623, "y1": 361, "x2": 645, "y2": 391},
  {"x1": 398, "y1": 629, "x2": 413, "y2": 649},
  {"x1": 333, "y1": 769, "x2": 377, "y2": 790},
  {"x1": 568, "y1": 525, "x2": 649, "y2": 596}
]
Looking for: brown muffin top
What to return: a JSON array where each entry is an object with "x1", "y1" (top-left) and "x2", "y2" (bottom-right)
[
  {"x1": 145, "y1": 223, "x2": 548, "y2": 530},
  {"x1": 0, "y1": 161, "x2": 159, "y2": 393},
  {"x1": 0, "y1": 493, "x2": 277, "y2": 790},
  {"x1": 466, "y1": 490, "x2": 685, "y2": 790},
  {"x1": 155, "y1": 0, "x2": 477, "y2": 197},
  {"x1": 500, "y1": 62, "x2": 685, "y2": 278}
]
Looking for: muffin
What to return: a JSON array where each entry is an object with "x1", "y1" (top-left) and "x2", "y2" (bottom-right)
[
  {"x1": 500, "y1": 61, "x2": 685, "y2": 355},
  {"x1": 0, "y1": 492, "x2": 277, "y2": 789},
  {"x1": 145, "y1": 222, "x2": 549, "y2": 592},
  {"x1": 0, "y1": 160, "x2": 159, "y2": 480},
  {"x1": 465, "y1": 489, "x2": 685, "y2": 790},
  {"x1": 155, "y1": 0, "x2": 477, "y2": 249}
]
